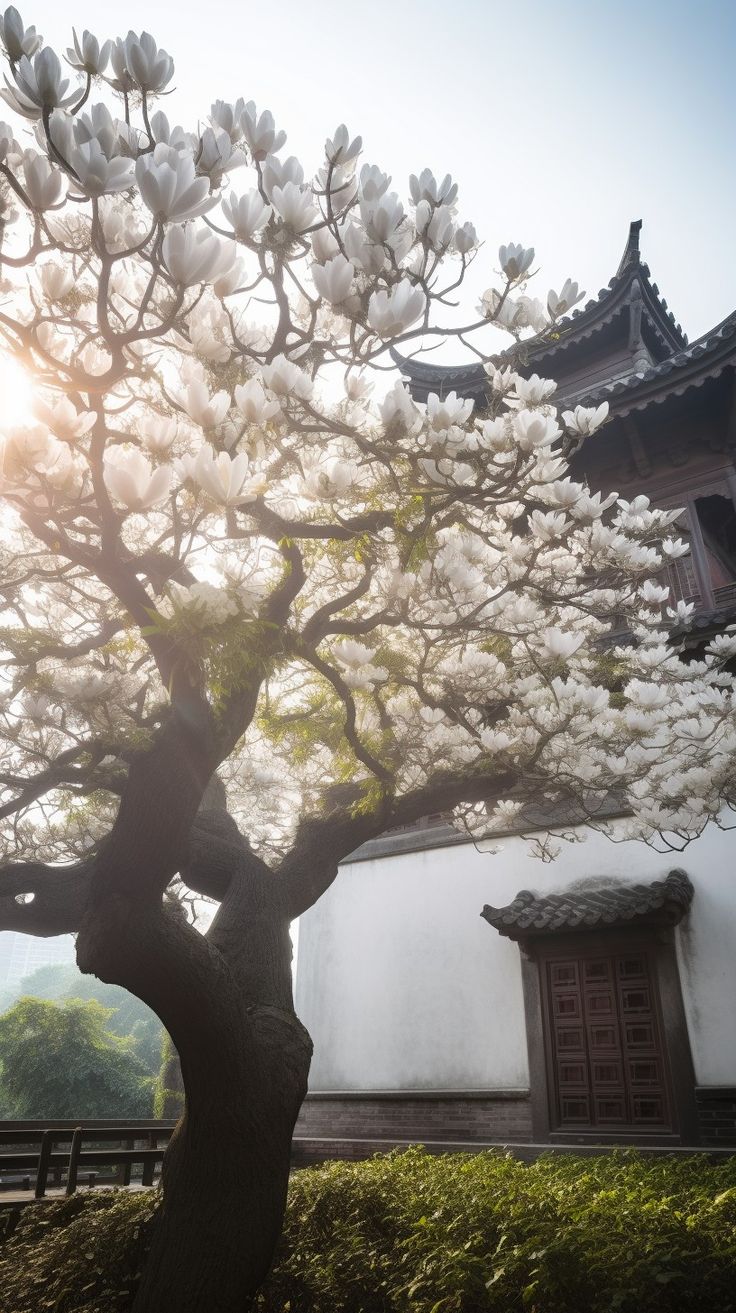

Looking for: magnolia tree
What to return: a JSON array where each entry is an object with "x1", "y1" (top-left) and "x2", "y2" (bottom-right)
[{"x1": 1, "y1": 10, "x2": 736, "y2": 1309}]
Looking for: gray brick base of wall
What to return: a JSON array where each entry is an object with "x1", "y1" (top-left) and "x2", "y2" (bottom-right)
[
  {"x1": 696, "y1": 1087, "x2": 736, "y2": 1147},
  {"x1": 294, "y1": 1090, "x2": 533, "y2": 1144}
]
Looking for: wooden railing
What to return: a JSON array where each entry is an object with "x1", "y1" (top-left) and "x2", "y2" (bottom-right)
[{"x1": 0, "y1": 1121, "x2": 176, "y2": 1199}]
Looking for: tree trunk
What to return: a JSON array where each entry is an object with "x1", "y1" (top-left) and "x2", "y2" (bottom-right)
[
  {"x1": 76, "y1": 853, "x2": 311, "y2": 1313},
  {"x1": 132, "y1": 1002, "x2": 312, "y2": 1313}
]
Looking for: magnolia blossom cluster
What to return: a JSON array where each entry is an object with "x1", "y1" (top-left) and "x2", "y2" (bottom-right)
[{"x1": 0, "y1": 10, "x2": 735, "y2": 868}]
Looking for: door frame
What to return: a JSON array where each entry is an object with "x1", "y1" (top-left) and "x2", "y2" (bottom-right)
[{"x1": 519, "y1": 926, "x2": 700, "y2": 1145}]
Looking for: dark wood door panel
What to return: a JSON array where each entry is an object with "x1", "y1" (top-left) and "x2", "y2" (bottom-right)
[{"x1": 546, "y1": 947, "x2": 672, "y2": 1132}]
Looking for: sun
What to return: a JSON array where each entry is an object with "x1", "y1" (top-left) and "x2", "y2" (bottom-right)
[{"x1": 0, "y1": 354, "x2": 35, "y2": 431}]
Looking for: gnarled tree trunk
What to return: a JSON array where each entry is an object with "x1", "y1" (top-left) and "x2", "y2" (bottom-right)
[
  {"x1": 134, "y1": 1003, "x2": 311, "y2": 1312},
  {"x1": 75, "y1": 809, "x2": 312, "y2": 1313}
]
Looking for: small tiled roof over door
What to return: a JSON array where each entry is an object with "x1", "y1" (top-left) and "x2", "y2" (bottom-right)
[{"x1": 481, "y1": 869, "x2": 693, "y2": 941}]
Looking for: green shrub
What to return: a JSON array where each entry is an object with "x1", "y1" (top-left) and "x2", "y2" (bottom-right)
[
  {"x1": 0, "y1": 1190, "x2": 159, "y2": 1312},
  {"x1": 1, "y1": 1149, "x2": 735, "y2": 1312}
]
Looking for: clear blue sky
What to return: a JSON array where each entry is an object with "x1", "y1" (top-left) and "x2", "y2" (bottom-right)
[{"x1": 18, "y1": 0, "x2": 736, "y2": 342}]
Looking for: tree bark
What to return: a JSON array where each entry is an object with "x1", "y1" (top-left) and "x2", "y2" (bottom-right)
[
  {"x1": 74, "y1": 839, "x2": 311, "y2": 1313},
  {"x1": 132, "y1": 1002, "x2": 312, "y2": 1313}
]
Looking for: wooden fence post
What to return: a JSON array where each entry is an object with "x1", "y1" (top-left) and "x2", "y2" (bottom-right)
[
  {"x1": 65, "y1": 1127, "x2": 82, "y2": 1196},
  {"x1": 34, "y1": 1131, "x2": 53, "y2": 1199}
]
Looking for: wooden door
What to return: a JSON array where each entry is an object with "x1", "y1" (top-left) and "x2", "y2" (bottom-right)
[{"x1": 546, "y1": 948, "x2": 672, "y2": 1131}]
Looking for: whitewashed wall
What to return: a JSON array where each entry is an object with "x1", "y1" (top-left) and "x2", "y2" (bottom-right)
[{"x1": 295, "y1": 821, "x2": 736, "y2": 1091}]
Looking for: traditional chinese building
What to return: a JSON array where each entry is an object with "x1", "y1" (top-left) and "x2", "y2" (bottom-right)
[{"x1": 294, "y1": 224, "x2": 736, "y2": 1154}]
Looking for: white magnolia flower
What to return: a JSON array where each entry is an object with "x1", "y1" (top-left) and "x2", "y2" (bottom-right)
[
  {"x1": 136, "y1": 144, "x2": 215, "y2": 223},
  {"x1": 2, "y1": 48, "x2": 77, "y2": 118},
  {"x1": 426, "y1": 391, "x2": 474, "y2": 431},
  {"x1": 38, "y1": 262, "x2": 73, "y2": 300},
  {"x1": 195, "y1": 126, "x2": 241, "y2": 187},
  {"x1": 312, "y1": 253, "x2": 354, "y2": 304},
  {"x1": 270, "y1": 180, "x2": 317, "y2": 233},
  {"x1": 315, "y1": 162, "x2": 358, "y2": 219},
  {"x1": 540, "y1": 629, "x2": 585, "y2": 660},
  {"x1": 221, "y1": 188, "x2": 271, "y2": 241},
  {"x1": 192, "y1": 445, "x2": 263, "y2": 506},
  {"x1": 512, "y1": 409, "x2": 560, "y2": 452},
  {"x1": 66, "y1": 29, "x2": 111, "y2": 75},
  {"x1": 706, "y1": 633, "x2": 736, "y2": 660},
  {"x1": 240, "y1": 102, "x2": 286, "y2": 159},
  {"x1": 262, "y1": 355, "x2": 313, "y2": 400},
  {"x1": 342, "y1": 220, "x2": 387, "y2": 274},
  {"x1": 508, "y1": 374, "x2": 557, "y2": 407},
  {"x1": 213, "y1": 257, "x2": 245, "y2": 298},
  {"x1": 68, "y1": 139, "x2": 135, "y2": 196},
  {"x1": 415, "y1": 199, "x2": 455, "y2": 252},
  {"x1": 162, "y1": 223, "x2": 234, "y2": 286},
  {"x1": 562, "y1": 402, "x2": 609, "y2": 436},
  {"x1": 515, "y1": 296, "x2": 548, "y2": 333},
  {"x1": 454, "y1": 221, "x2": 477, "y2": 255},
  {"x1": 380, "y1": 380, "x2": 422, "y2": 434},
  {"x1": 210, "y1": 98, "x2": 246, "y2": 144},
  {"x1": 360, "y1": 190, "x2": 405, "y2": 243},
  {"x1": 233, "y1": 378, "x2": 280, "y2": 425},
  {"x1": 325, "y1": 124, "x2": 362, "y2": 166},
  {"x1": 310, "y1": 226, "x2": 340, "y2": 264},
  {"x1": 0, "y1": 6, "x2": 42, "y2": 62},
  {"x1": 111, "y1": 31, "x2": 173, "y2": 95},
  {"x1": 667, "y1": 599, "x2": 696, "y2": 626},
  {"x1": 20, "y1": 691, "x2": 56, "y2": 723},
  {"x1": 486, "y1": 365, "x2": 518, "y2": 393},
  {"x1": 52, "y1": 669, "x2": 121, "y2": 705},
  {"x1": 344, "y1": 372, "x2": 374, "y2": 403},
  {"x1": 359, "y1": 163, "x2": 390, "y2": 203},
  {"x1": 21, "y1": 151, "x2": 64, "y2": 209},
  {"x1": 34, "y1": 395, "x2": 95, "y2": 439},
  {"x1": 661, "y1": 537, "x2": 690, "y2": 560},
  {"x1": 479, "y1": 728, "x2": 514, "y2": 752},
  {"x1": 409, "y1": 168, "x2": 458, "y2": 208},
  {"x1": 302, "y1": 456, "x2": 357, "y2": 500},
  {"x1": 547, "y1": 278, "x2": 584, "y2": 318},
  {"x1": 140, "y1": 415, "x2": 177, "y2": 454},
  {"x1": 499, "y1": 242, "x2": 534, "y2": 280},
  {"x1": 104, "y1": 448, "x2": 171, "y2": 511},
  {"x1": 62, "y1": 103, "x2": 136, "y2": 161},
  {"x1": 261, "y1": 153, "x2": 304, "y2": 200},
  {"x1": 178, "y1": 379, "x2": 231, "y2": 429},
  {"x1": 332, "y1": 639, "x2": 388, "y2": 689},
  {"x1": 638, "y1": 580, "x2": 670, "y2": 605},
  {"x1": 367, "y1": 280, "x2": 426, "y2": 337}
]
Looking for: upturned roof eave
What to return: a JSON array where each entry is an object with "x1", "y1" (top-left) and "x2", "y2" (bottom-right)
[{"x1": 393, "y1": 220, "x2": 689, "y2": 394}]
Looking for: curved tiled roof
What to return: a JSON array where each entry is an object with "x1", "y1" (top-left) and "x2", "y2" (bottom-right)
[
  {"x1": 575, "y1": 311, "x2": 736, "y2": 418},
  {"x1": 392, "y1": 222, "x2": 736, "y2": 418},
  {"x1": 481, "y1": 868, "x2": 693, "y2": 941}
]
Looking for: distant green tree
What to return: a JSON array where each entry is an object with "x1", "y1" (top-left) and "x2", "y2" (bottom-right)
[
  {"x1": 9, "y1": 962, "x2": 78, "y2": 1002},
  {"x1": 6, "y1": 963, "x2": 164, "y2": 1078},
  {"x1": 0, "y1": 997, "x2": 152, "y2": 1119}
]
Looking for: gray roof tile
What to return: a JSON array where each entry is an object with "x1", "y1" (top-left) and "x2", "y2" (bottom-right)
[{"x1": 481, "y1": 869, "x2": 693, "y2": 940}]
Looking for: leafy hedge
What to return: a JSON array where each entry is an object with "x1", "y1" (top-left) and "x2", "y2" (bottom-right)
[{"x1": 1, "y1": 1148, "x2": 735, "y2": 1312}]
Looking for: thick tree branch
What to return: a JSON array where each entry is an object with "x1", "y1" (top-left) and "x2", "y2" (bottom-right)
[
  {"x1": 278, "y1": 767, "x2": 517, "y2": 918},
  {"x1": 0, "y1": 856, "x2": 94, "y2": 935}
]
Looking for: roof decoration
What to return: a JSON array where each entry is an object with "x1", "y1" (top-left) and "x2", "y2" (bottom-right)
[
  {"x1": 481, "y1": 869, "x2": 693, "y2": 941},
  {"x1": 393, "y1": 223, "x2": 736, "y2": 418}
]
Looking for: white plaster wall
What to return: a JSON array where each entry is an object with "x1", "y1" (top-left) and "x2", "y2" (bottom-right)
[{"x1": 295, "y1": 821, "x2": 736, "y2": 1090}]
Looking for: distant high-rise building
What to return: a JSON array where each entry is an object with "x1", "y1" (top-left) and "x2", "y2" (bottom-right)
[{"x1": 0, "y1": 931, "x2": 76, "y2": 990}]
